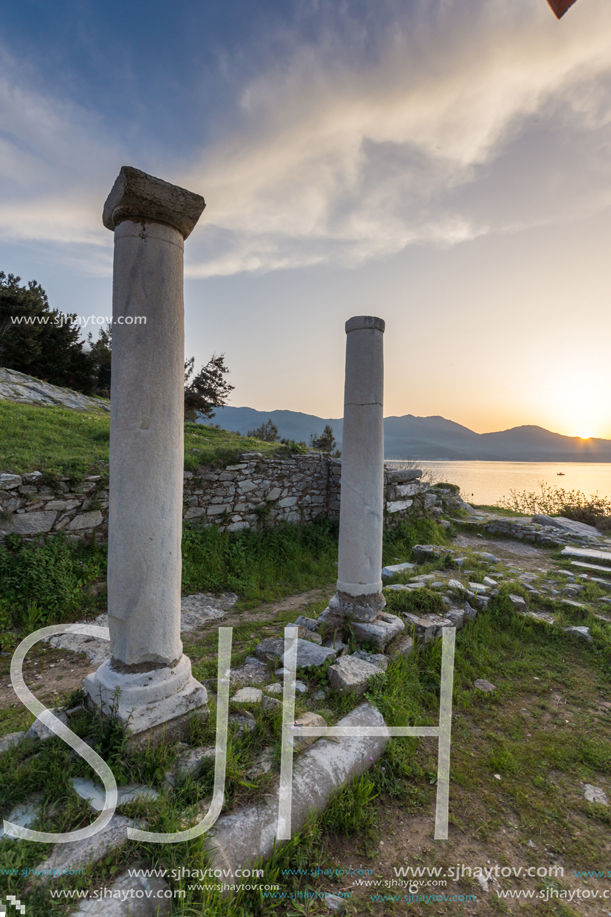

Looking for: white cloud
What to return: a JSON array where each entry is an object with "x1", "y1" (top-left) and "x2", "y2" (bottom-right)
[
  {"x1": 2, "y1": 0, "x2": 611, "y2": 280},
  {"x1": 184, "y1": 0, "x2": 611, "y2": 277}
]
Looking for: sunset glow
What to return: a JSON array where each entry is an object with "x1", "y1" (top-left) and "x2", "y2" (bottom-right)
[{"x1": 1, "y1": 0, "x2": 611, "y2": 440}]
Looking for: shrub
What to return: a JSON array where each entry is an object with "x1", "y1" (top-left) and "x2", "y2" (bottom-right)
[{"x1": 498, "y1": 482, "x2": 611, "y2": 527}]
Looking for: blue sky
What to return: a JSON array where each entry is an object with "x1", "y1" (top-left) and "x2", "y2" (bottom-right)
[{"x1": 2, "y1": 0, "x2": 611, "y2": 437}]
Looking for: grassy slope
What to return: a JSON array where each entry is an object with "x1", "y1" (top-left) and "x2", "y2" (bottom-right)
[{"x1": 0, "y1": 400, "x2": 279, "y2": 476}]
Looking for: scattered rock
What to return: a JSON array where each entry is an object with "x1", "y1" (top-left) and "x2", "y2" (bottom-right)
[
  {"x1": 563, "y1": 626, "x2": 592, "y2": 642},
  {"x1": 474, "y1": 679, "x2": 497, "y2": 693},
  {"x1": 327, "y1": 655, "x2": 382, "y2": 695},
  {"x1": 254, "y1": 638, "x2": 285, "y2": 664},
  {"x1": 0, "y1": 796, "x2": 42, "y2": 841},
  {"x1": 282, "y1": 639, "x2": 337, "y2": 669},
  {"x1": 0, "y1": 731, "x2": 25, "y2": 754},
  {"x1": 584, "y1": 784, "x2": 608, "y2": 805},
  {"x1": 508, "y1": 594, "x2": 527, "y2": 609},
  {"x1": 325, "y1": 893, "x2": 347, "y2": 912},
  {"x1": 352, "y1": 651, "x2": 389, "y2": 671},
  {"x1": 264, "y1": 683, "x2": 283, "y2": 695},
  {"x1": 381, "y1": 561, "x2": 415, "y2": 579},
  {"x1": 262, "y1": 696, "x2": 281, "y2": 711},
  {"x1": 293, "y1": 712, "x2": 327, "y2": 751},
  {"x1": 246, "y1": 748, "x2": 274, "y2": 779},
  {"x1": 351, "y1": 612, "x2": 404, "y2": 650},
  {"x1": 444, "y1": 607, "x2": 465, "y2": 629},
  {"x1": 229, "y1": 713, "x2": 256, "y2": 733},
  {"x1": 411, "y1": 545, "x2": 453, "y2": 564},
  {"x1": 294, "y1": 615, "x2": 320, "y2": 632},
  {"x1": 71, "y1": 868, "x2": 173, "y2": 916},
  {"x1": 25, "y1": 709, "x2": 69, "y2": 742},
  {"x1": 288, "y1": 625, "x2": 322, "y2": 645},
  {"x1": 388, "y1": 635, "x2": 414, "y2": 659},
  {"x1": 479, "y1": 553, "x2": 500, "y2": 564},
  {"x1": 164, "y1": 746, "x2": 214, "y2": 787},
  {"x1": 231, "y1": 687, "x2": 263, "y2": 704},
  {"x1": 403, "y1": 612, "x2": 450, "y2": 643},
  {"x1": 72, "y1": 779, "x2": 158, "y2": 812}
]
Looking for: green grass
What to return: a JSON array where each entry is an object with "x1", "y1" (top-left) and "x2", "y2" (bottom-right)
[
  {"x1": 473, "y1": 504, "x2": 530, "y2": 517},
  {"x1": 0, "y1": 400, "x2": 284, "y2": 476},
  {"x1": 4, "y1": 577, "x2": 611, "y2": 915}
]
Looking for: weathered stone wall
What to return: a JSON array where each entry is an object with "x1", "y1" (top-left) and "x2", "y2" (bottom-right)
[
  {"x1": 0, "y1": 457, "x2": 432, "y2": 542},
  {"x1": 0, "y1": 471, "x2": 107, "y2": 541}
]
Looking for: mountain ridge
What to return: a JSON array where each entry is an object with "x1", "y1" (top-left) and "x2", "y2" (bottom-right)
[{"x1": 205, "y1": 407, "x2": 611, "y2": 462}]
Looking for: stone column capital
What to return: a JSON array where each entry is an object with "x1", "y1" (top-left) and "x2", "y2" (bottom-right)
[
  {"x1": 103, "y1": 166, "x2": 205, "y2": 240},
  {"x1": 345, "y1": 315, "x2": 385, "y2": 334}
]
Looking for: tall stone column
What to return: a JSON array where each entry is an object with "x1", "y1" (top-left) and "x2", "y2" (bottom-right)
[
  {"x1": 84, "y1": 166, "x2": 208, "y2": 743},
  {"x1": 330, "y1": 316, "x2": 386, "y2": 623}
]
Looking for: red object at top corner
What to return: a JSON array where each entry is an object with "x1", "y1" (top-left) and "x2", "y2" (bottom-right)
[{"x1": 546, "y1": 0, "x2": 578, "y2": 18}]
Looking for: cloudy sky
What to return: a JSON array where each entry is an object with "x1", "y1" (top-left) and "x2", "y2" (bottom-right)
[{"x1": 2, "y1": 0, "x2": 611, "y2": 438}]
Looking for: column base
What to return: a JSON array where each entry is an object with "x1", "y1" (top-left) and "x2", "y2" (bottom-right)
[
  {"x1": 83, "y1": 654, "x2": 208, "y2": 748},
  {"x1": 319, "y1": 590, "x2": 387, "y2": 628}
]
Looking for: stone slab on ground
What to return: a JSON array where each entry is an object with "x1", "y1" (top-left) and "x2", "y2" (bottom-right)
[
  {"x1": 71, "y1": 869, "x2": 172, "y2": 916},
  {"x1": 571, "y1": 561, "x2": 611, "y2": 576},
  {"x1": 33, "y1": 816, "x2": 138, "y2": 883},
  {"x1": 72, "y1": 779, "x2": 158, "y2": 812},
  {"x1": 561, "y1": 546, "x2": 611, "y2": 567},
  {"x1": 533, "y1": 515, "x2": 601, "y2": 538},
  {"x1": 351, "y1": 612, "x2": 404, "y2": 650},
  {"x1": 0, "y1": 796, "x2": 42, "y2": 841},
  {"x1": 381, "y1": 562, "x2": 415, "y2": 579},
  {"x1": 282, "y1": 640, "x2": 337, "y2": 669},
  {"x1": 43, "y1": 593, "x2": 237, "y2": 665},
  {"x1": 327, "y1": 655, "x2": 382, "y2": 695},
  {"x1": 231, "y1": 687, "x2": 263, "y2": 704}
]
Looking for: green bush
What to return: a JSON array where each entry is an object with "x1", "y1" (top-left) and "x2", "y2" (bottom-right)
[
  {"x1": 0, "y1": 533, "x2": 106, "y2": 633},
  {"x1": 498, "y1": 482, "x2": 611, "y2": 527}
]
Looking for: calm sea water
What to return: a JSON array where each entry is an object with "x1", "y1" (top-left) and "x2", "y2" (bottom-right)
[{"x1": 390, "y1": 461, "x2": 611, "y2": 507}]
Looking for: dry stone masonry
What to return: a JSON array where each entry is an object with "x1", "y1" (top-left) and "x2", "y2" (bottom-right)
[{"x1": 0, "y1": 459, "x2": 432, "y2": 542}]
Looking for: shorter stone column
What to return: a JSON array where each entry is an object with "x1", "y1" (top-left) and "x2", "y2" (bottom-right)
[{"x1": 318, "y1": 315, "x2": 404, "y2": 651}]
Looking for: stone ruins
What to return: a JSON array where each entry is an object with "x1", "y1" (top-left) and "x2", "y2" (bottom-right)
[{"x1": 83, "y1": 166, "x2": 210, "y2": 744}]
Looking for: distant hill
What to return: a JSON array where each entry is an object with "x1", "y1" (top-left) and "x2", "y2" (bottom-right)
[{"x1": 206, "y1": 407, "x2": 611, "y2": 462}]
